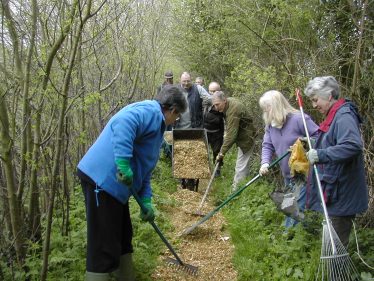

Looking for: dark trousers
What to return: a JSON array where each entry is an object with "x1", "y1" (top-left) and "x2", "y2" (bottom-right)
[
  {"x1": 80, "y1": 174, "x2": 133, "y2": 273},
  {"x1": 207, "y1": 131, "x2": 224, "y2": 166},
  {"x1": 330, "y1": 215, "x2": 355, "y2": 249}
]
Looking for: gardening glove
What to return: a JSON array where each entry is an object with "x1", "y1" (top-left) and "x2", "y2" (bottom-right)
[
  {"x1": 216, "y1": 152, "x2": 224, "y2": 164},
  {"x1": 306, "y1": 149, "x2": 319, "y2": 165},
  {"x1": 116, "y1": 158, "x2": 133, "y2": 186},
  {"x1": 139, "y1": 197, "x2": 155, "y2": 222},
  {"x1": 259, "y1": 163, "x2": 270, "y2": 176}
]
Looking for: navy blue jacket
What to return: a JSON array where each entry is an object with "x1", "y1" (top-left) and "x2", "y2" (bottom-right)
[
  {"x1": 307, "y1": 101, "x2": 368, "y2": 216},
  {"x1": 186, "y1": 84, "x2": 203, "y2": 128}
]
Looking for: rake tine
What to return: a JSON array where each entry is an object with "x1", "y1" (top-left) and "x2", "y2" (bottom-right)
[{"x1": 164, "y1": 257, "x2": 198, "y2": 276}]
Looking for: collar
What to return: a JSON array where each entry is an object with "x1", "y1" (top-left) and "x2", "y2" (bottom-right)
[
  {"x1": 319, "y1": 99, "x2": 345, "y2": 132},
  {"x1": 223, "y1": 98, "x2": 229, "y2": 114}
]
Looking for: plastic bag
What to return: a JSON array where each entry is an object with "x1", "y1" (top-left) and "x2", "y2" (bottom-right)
[{"x1": 288, "y1": 139, "x2": 309, "y2": 177}]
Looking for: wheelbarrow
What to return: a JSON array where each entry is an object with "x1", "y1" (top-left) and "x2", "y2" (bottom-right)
[{"x1": 172, "y1": 129, "x2": 211, "y2": 192}]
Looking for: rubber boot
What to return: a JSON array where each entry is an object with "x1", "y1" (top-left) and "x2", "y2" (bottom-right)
[
  {"x1": 85, "y1": 271, "x2": 110, "y2": 281},
  {"x1": 113, "y1": 253, "x2": 135, "y2": 281}
]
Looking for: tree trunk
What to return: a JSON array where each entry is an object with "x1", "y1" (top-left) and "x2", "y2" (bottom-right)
[
  {"x1": 40, "y1": 1, "x2": 93, "y2": 279},
  {"x1": 0, "y1": 93, "x2": 25, "y2": 264}
]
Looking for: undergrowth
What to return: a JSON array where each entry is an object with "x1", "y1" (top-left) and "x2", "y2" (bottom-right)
[
  {"x1": 1, "y1": 150, "x2": 373, "y2": 280},
  {"x1": 211, "y1": 149, "x2": 374, "y2": 281}
]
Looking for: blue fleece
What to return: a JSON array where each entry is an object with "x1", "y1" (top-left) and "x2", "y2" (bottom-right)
[{"x1": 78, "y1": 100, "x2": 165, "y2": 204}]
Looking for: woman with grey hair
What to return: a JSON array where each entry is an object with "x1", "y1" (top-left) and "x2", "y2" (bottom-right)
[{"x1": 304, "y1": 76, "x2": 368, "y2": 248}]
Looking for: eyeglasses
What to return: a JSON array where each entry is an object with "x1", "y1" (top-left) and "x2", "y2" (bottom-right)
[{"x1": 174, "y1": 110, "x2": 181, "y2": 120}]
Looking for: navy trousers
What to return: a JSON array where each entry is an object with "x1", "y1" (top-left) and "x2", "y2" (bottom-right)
[{"x1": 79, "y1": 171, "x2": 133, "y2": 273}]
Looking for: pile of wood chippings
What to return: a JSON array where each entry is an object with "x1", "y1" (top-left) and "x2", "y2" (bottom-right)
[
  {"x1": 173, "y1": 140, "x2": 210, "y2": 179},
  {"x1": 151, "y1": 188, "x2": 237, "y2": 281}
]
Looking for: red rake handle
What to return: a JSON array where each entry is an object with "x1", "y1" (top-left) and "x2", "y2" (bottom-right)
[
  {"x1": 294, "y1": 88, "x2": 337, "y2": 254},
  {"x1": 296, "y1": 88, "x2": 303, "y2": 108}
]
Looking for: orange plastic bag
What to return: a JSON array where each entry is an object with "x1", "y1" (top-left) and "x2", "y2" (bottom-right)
[{"x1": 288, "y1": 139, "x2": 309, "y2": 177}]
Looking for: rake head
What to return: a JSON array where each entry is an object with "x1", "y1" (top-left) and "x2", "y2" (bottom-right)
[
  {"x1": 184, "y1": 210, "x2": 205, "y2": 217},
  {"x1": 164, "y1": 257, "x2": 198, "y2": 276},
  {"x1": 316, "y1": 220, "x2": 360, "y2": 281}
]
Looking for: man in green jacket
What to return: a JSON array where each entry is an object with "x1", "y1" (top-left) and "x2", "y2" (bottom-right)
[{"x1": 212, "y1": 91, "x2": 256, "y2": 190}]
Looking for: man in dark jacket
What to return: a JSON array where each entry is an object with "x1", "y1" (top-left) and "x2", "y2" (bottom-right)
[
  {"x1": 204, "y1": 82, "x2": 224, "y2": 177},
  {"x1": 178, "y1": 72, "x2": 210, "y2": 128},
  {"x1": 176, "y1": 72, "x2": 211, "y2": 190}
]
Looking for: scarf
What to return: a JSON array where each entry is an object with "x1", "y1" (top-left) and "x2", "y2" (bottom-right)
[{"x1": 319, "y1": 99, "x2": 345, "y2": 133}]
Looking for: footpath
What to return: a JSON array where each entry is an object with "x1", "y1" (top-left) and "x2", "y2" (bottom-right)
[{"x1": 152, "y1": 187, "x2": 237, "y2": 281}]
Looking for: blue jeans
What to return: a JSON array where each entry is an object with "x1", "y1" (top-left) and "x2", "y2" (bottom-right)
[{"x1": 284, "y1": 179, "x2": 306, "y2": 228}]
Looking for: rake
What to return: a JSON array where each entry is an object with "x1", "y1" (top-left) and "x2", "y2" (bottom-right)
[
  {"x1": 296, "y1": 89, "x2": 360, "y2": 281},
  {"x1": 316, "y1": 219, "x2": 360, "y2": 280},
  {"x1": 180, "y1": 151, "x2": 290, "y2": 236},
  {"x1": 194, "y1": 161, "x2": 221, "y2": 216},
  {"x1": 128, "y1": 184, "x2": 198, "y2": 275}
]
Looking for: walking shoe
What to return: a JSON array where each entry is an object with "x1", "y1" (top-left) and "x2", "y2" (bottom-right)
[{"x1": 214, "y1": 169, "x2": 221, "y2": 177}]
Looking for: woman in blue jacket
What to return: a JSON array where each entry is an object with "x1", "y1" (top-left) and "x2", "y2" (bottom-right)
[
  {"x1": 304, "y1": 76, "x2": 368, "y2": 248},
  {"x1": 77, "y1": 86, "x2": 187, "y2": 281}
]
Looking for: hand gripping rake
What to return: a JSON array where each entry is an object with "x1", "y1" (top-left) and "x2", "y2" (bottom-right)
[
  {"x1": 296, "y1": 89, "x2": 359, "y2": 280},
  {"x1": 128, "y1": 185, "x2": 198, "y2": 275},
  {"x1": 181, "y1": 151, "x2": 290, "y2": 236}
]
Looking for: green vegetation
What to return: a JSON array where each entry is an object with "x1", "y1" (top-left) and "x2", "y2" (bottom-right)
[
  {"x1": 1, "y1": 150, "x2": 373, "y2": 280},
  {"x1": 0, "y1": 0, "x2": 373, "y2": 280}
]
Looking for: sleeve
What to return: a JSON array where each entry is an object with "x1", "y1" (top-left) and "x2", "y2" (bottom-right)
[
  {"x1": 139, "y1": 171, "x2": 153, "y2": 198},
  {"x1": 197, "y1": 85, "x2": 212, "y2": 107},
  {"x1": 111, "y1": 110, "x2": 140, "y2": 160},
  {"x1": 220, "y1": 107, "x2": 241, "y2": 155},
  {"x1": 317, "y1": 111, "x2": 363, "y2": 163},
  {"x1": 220, "y1": 113, "x2": 225, "y2": 132},
  {"x1": 304, "y1": 114, "x2": 319, "y2": 138},
  {"x1": 261, "y1": 126, "x2": 275, "y2": 165}
]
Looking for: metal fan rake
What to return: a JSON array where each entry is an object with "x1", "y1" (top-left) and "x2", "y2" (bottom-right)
[{"x1": 316, "y1": 219, "x2": 360, "y2": 280}]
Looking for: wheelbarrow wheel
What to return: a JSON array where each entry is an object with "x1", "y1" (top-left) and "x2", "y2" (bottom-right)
[
  {"x1": 194, "y1": 179, "x2": 199, "y2": 192},
  {"x1": 185, "y1": 179, "x2": 199, "y2": 192}
]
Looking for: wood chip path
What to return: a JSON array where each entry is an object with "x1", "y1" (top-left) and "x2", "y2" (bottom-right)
[{"x1": 151, "y1": 186, "x2": 237, "y2": 281}]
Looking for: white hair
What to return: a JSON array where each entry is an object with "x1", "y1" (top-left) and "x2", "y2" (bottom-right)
[
  {"x1": 304, "y1": 76, "x2": 340, "y2": 100},
  {"x1": 259, "y1": 90, "x2": 298, "y2": 127},
  {"x1": 212, "y1": 91, "x2": 226, "y2": 101}
]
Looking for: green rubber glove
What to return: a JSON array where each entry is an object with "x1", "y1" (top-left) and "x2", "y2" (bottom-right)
[
  {"x1": 139, "y1": 197, "x2": 155, "y2": 222},
  {"x1": 116, "y1": 158, "x2": 133, "y2": 186}
]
